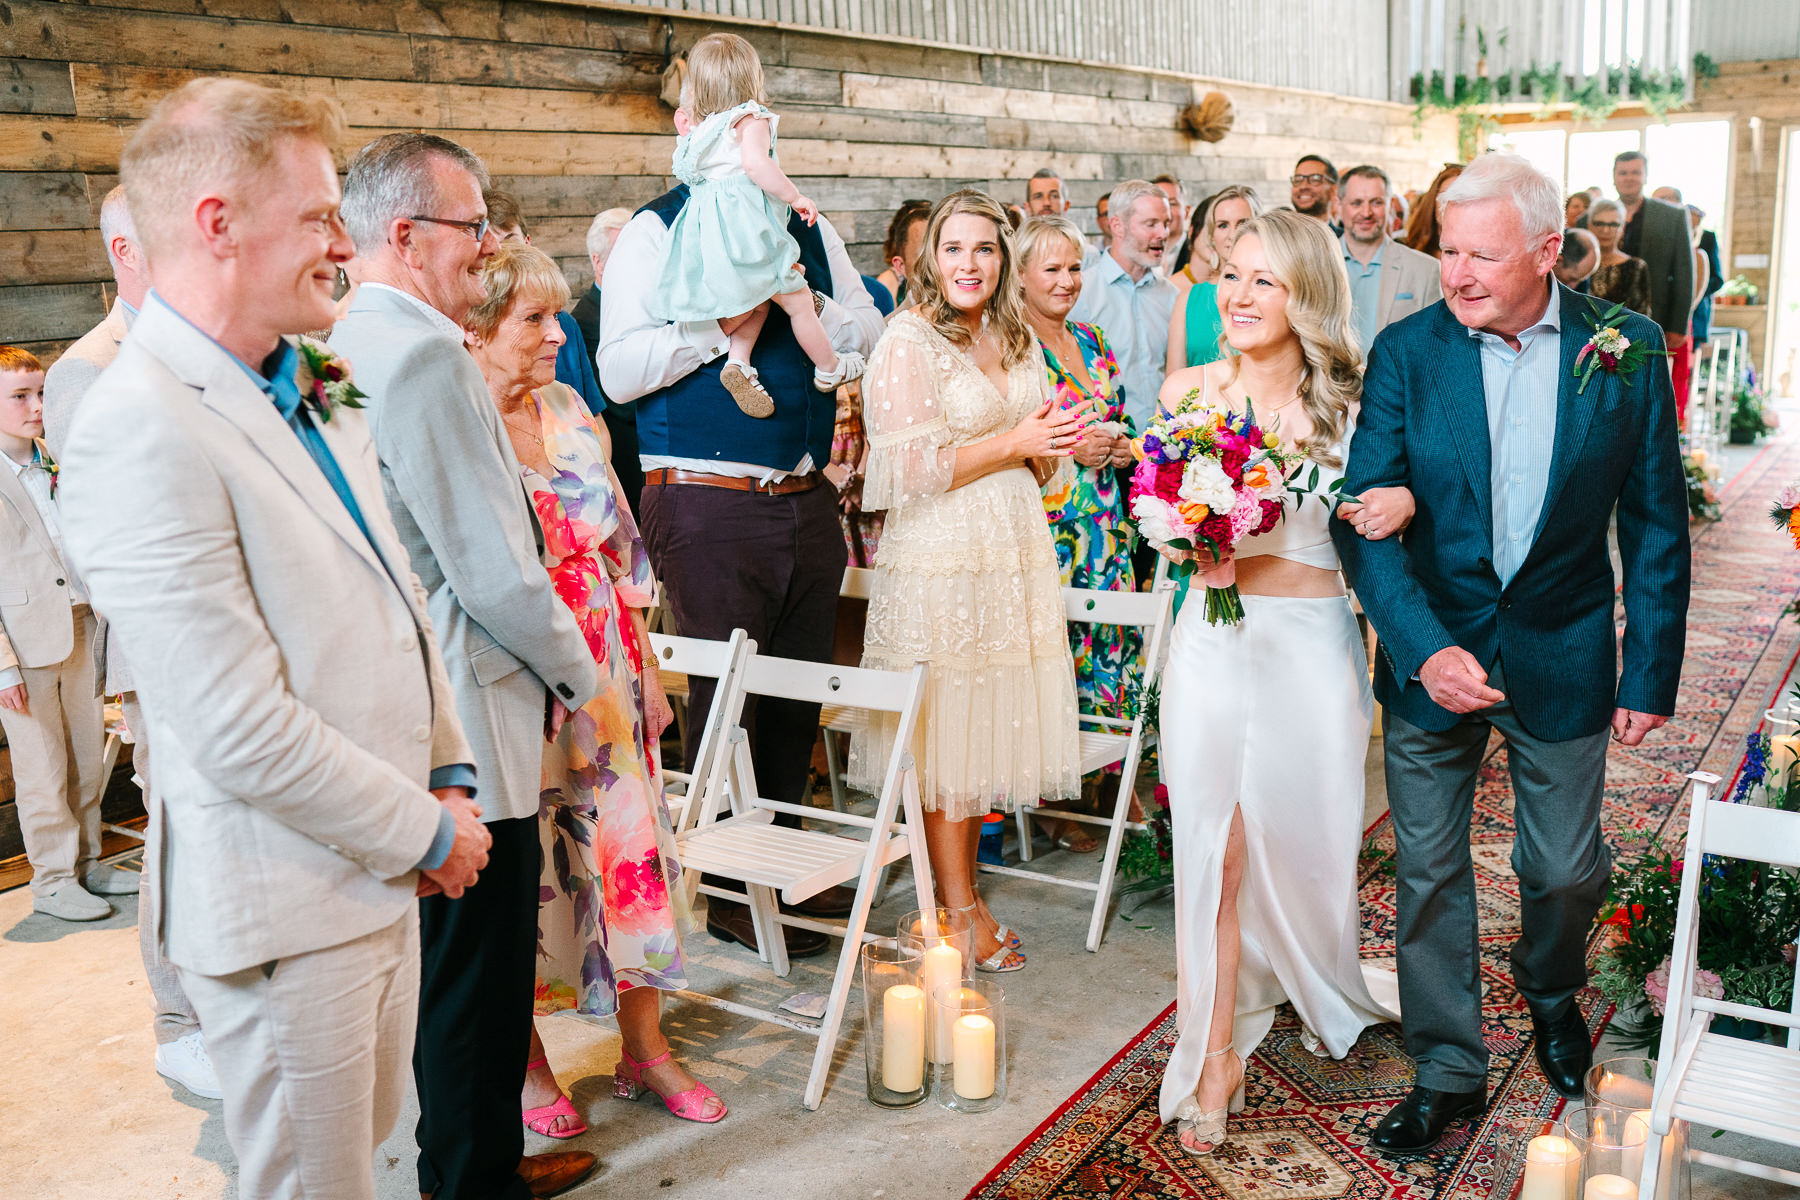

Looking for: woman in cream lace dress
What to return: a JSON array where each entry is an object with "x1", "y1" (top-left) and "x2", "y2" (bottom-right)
[{"x1": 850, "y1": 190, "x2": 1091, "y2": 971}]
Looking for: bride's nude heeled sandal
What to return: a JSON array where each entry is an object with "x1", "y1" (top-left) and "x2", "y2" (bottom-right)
[{"x1": 1177, "y1": 1046, "x2": 1243, "y2": 1157}]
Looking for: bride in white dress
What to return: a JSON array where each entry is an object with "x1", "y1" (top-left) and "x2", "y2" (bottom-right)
[{"x1": 1154, "y1": 210, "x2": 1408, "y2": 1156}]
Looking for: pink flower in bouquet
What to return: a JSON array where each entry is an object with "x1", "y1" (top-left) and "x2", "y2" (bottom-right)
[
  {"x1": 1645, "y1": 955, "x2": 1722, "y2": 1015},
  {"x1": 1227, "y1": 486, "x2": 1262, "y2": 542},
  {"x1": 1255, "y1": 498, "x2": 1283, "y2": 535}
]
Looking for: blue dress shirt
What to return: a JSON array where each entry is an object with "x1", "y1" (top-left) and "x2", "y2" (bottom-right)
[
  {"x1": 156, "y1": 297, "x2": 471, "y2": 868},
  {"x1": 1068, "y1": 250, "x2": 1177, "y2": 432},
  {"x1": 1471, "y1": 284, "x2": 1562, "y2": 587},
  {"x1": 1343, "y1": 238, "x2": 1385, "y2": 353}
]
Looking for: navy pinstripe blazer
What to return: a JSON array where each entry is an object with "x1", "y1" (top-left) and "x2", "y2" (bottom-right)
[{"x1": 1332, "y1": 283, "x2": 1690, "y2": 741}]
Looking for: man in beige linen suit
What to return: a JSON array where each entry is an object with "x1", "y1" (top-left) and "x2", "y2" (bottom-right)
[
  {"x1": 41, "y1": 184, "x2": 220, "y2": 1101},
  {"x1": 58, "y1": 78, "x2": 491, "y2": 1200},
  {"x1": 1340, "y1": 165, "x2": 1444, "y2": 352},
  {"x1": 0, "y1": 348, "x2": 108, "y2": 923}
]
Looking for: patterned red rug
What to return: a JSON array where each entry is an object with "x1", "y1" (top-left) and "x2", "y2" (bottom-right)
[{"x1": 966, "y1": 434, "x2": 1800, "y2": 1200}]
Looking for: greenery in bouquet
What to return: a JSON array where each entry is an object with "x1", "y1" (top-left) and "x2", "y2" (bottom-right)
[{"x1": 1592, "y1": 729, "x2": 1800, "y2": 1049}]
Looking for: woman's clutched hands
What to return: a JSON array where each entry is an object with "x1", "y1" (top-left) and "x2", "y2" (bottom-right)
[{"x1": 1013, "y1": 401, "x2": 1094, "y2": 460}]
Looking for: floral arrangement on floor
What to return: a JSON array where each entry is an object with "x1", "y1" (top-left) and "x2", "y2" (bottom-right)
[
  {"x1": 1683, "y1": 452, "x2": 1720, "y2": 523},
  {"x1": 1731, "y1": 379, "x2": 1776, "y2": 444},
  {"x1": 1116, "y1": 782, "x2": 1175, "y2": 905},
  {"x1": 1592, "y1": 720, "x2": 1800, "y2": 1050}
]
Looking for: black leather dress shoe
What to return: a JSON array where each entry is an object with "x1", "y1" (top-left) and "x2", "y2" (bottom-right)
[
  {"x1": 785, "y1": 884, "x2": 857, "y2": 919},
  {"x1": 1530, "y1": 1000, "x2": 1593, "y2": 1098},
  {"x1": 1369, "y1": 1084, "x2": 1487, "y2": 1155},
  {"x1": 705, "y1": 900, "x2": 830, "y2": 958}
]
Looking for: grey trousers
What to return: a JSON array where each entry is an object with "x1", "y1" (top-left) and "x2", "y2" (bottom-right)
[
  {"x1": 123, "y1": 694, "x2": 201, "y2": 1045},
  {"x1": 1383, "y1": 661, "x2": 1611, "y2": 1092}
]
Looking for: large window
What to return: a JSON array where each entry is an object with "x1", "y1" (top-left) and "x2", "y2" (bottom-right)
[{"x1": 1491, "y1": 118, "x2": 1733, "y2": 232}]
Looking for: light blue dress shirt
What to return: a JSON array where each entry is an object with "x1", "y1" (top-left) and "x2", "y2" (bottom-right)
[
  {"x1": 1068, "y1": 249, "x2": 1177, "y2": 432},
  {"x1": 1343, "y1": 237, "x2": 1385, "y2": 353},
  {"x1": 1471, "y1": 284, "x2": 1562, "y2": 587},
  {"x1": 156, "y1": 295, "x2": 471, "y2": 868}
]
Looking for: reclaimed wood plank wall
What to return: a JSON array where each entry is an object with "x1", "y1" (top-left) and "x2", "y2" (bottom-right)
[{"x1": 0, "y1": 0, "x2": 1458, "y2": 363}]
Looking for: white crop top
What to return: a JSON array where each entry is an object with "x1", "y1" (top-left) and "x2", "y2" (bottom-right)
[{"x1": 1235, "y1": 451, "x2": 1345, "y2": 571}]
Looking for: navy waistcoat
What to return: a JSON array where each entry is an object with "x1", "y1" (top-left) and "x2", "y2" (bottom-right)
[{"x1": 634, "y1": 185, "x2": 836, "y2": 470}]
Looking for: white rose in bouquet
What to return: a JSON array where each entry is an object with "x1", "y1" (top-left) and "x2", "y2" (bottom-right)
[
  {"x1": 1179, "y1": 456, "x2": 1236, "y2": 513},
  {"x1": 1130, "y1": 493, "x2": 1188, "y2": 548}
]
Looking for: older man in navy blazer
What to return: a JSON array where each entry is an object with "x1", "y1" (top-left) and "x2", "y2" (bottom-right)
[{"x1": 1333, "y1": 152, "x2": 1689, "y2": 1154}]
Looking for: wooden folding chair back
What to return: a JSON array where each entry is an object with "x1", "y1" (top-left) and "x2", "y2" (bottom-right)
[
  {"x1": 675, "y1": 654, "x2": 935, "y2": 1109},
  {"x1": 1636, "y1": 771, "x2": 1800, "y2": 1194},
  {"x1": 984, "y1": 582, "x2": 1176, "y2": 951}
]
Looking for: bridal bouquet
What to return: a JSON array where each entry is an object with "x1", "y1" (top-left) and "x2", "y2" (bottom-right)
[{"x1": 1127, "y1": 392, "x2": 1297, "y2": 625}]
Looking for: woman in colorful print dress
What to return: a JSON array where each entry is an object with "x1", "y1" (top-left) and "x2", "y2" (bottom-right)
[
  {"x1": 1018, "y1": 215, "x2": 1141, "y2": 849},
  {"x1": 466, "y1": 244, "x2": 726, "y2": 1139}
]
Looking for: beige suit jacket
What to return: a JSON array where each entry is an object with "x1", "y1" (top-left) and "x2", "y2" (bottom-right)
[
  {"x1": 44, "y1": 298, "x2": 135, "y2": 695},
  {"x1": 0, "y1": 440, "x2": 85, "y2": 685},
  {"x1": 58, "y1": 295, "x2": 472, "y2": 975},
  {"x1": 1376, "y1": 238, "x2": 1444, "y2": 331}
]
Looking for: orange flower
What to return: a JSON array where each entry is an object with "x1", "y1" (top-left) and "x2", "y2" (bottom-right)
[
  {"x1": 1178, "y1": 501, "x2": 1210, "y2": 524},
  {"x1": 1129, "y1": 438, "x2": 1146, "y2": 462},
  {"x1": 1787, "y1": 507, "x2": 1800, "y2": 550},
  {"x1": 1242, "y1": 463, "x2": 1269, "y2": 489}
]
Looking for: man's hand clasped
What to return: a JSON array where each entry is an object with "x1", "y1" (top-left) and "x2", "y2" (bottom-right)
[{"x1": 417, "y1": 788, "x2": 490, "y2": 899}]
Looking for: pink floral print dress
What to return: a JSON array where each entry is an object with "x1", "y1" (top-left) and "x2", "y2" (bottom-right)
[{"x1": 526, "y1": 382, "x2": 689, "y2": 1017}]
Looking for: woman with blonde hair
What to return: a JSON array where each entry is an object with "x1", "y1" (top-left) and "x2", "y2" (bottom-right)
[
  {"x1": 464, "y1": 243, "x2": 726, "y2": 1136},
  {"x1": 1154, "y1": 209, "x2": 1402, "y2": 1156},
  {"x1": 851, "y1": 191, "x2": 1091, "y2": 971},
  {"x1": 1166, "y1": 185, "x2": 1263, "y2": 373}
]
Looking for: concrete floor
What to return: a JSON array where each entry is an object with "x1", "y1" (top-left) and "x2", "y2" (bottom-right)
[{"x1": 4, "y1": 437, "x2": 1799, "y2": 1199}]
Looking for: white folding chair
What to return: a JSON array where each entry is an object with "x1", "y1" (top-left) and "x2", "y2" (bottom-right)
[
  {"x1": 648, "y1": 629, "x2": 750, "y2": 841},
  {"x1": 982, "y1": 581, "x2": 1176, "y2": 951},
  {"x1": 674, "y1": 653, "x2": 935, "y2": 1109},
  {"x1": 1637, "y1": 771, "x2": 1800, "y2": 1195},
  {"x1": 819, "y1": 565, "x2": 877, "y2": 812}
]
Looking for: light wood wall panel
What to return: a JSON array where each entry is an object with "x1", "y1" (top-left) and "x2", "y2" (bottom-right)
[{"x1": 0, "y1": 0, "x2": 1458, "y2": 363}]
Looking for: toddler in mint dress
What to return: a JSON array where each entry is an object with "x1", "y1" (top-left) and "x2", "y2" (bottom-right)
[{"x1": 652, "y1": 56, "x2": 865, "y2": 417}]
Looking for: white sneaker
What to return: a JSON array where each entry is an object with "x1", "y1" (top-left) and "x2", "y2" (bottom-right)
[
  {"x1": 156, "y1": 1031, "x2": 223, "y2": 1100},
  {"x1": 33, "y1": 882, "x2": 111, "y2": 922},
  {"x1": 83, "y1": 864, "x2": 141, "y2": 895}
]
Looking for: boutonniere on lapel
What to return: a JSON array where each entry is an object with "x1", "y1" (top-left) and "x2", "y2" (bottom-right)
[
  {"x1": 294, "y1": 338, "x2": 367, "y2": 423},
  {"x1": 37, "y1": 443, "x2": 58, "y2": 497},
  {"x1": 1572, "y1": 301, "x2": 1666, "y2": 395}
]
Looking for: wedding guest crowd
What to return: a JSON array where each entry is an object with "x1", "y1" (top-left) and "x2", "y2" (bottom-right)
[{"x1": 7, "y1": 58, "x2": 1706, "y2": 1199}]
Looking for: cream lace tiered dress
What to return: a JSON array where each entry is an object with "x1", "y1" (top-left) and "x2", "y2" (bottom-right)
[{"x1": 848, "y1": 311, "x2": 1080, "y2": 821}]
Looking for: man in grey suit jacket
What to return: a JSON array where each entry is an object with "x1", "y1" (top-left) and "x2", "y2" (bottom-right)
[
  {"x1": 58, "y1": 79, "x2": 491, "y2": 1200},
  {"x1": 335, "y1": 133, "x2": 598, "y2": 1200},
  {"x1": 1339, "y1": 165, "x2": 1443, "y2": 353},
  {"x1": 42, "y1": 183, "x2": 221, "y2": 1103}
]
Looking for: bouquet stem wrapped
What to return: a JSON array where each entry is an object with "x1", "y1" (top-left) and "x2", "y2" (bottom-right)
[{"x1": 1127, "y1": 392, "x2": 1299, "y2": 625}]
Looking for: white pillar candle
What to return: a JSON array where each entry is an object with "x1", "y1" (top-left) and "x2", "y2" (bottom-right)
[
  {"x1": 1519, "y1": 1134, "x2": 1580, "y2": 1200},
  {"x1": 922, "y1": 944, "x2": 962, "y2": 1064},
  {"x1": 951, "y1": 1013, "x2": 996, "y2": 1100},
  {"x1": 1772, "y1": 733, "x2": 1800, "y2": 787},
  {"x1": 1584, "y1": 1175, "x2": 1638, "y2": 1200},
  {"x1": 1620, "y1": 1110, "x2": 1651, "y2": 1184},
  {"x1": 881, "y1": 984, "x2": 925, "y2": 1093}
]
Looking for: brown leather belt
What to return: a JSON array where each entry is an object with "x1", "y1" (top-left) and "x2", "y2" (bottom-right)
[{"x1": 644, "y1": 467, "x2": 824, "y2": 495}]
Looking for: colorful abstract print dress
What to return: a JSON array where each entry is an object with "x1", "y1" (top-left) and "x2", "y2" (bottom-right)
[
  {"x1": 1037, "y1": 320, "x2": 1138, "y2": 719},
  {"x1": 527, "y1": 381, "x2": 689, "y2": 1018}
]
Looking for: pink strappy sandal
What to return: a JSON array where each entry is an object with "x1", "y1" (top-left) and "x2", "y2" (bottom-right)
[
  {"x1": 521, "y1": 1057, "x2": 588, "y2": 1139},
  {"x1": 613, "y1": 1048, "x2": 728, "y2": 1124}
]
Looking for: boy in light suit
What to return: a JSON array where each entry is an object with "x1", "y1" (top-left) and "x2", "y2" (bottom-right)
[{"x1": 0, "y1": 346, "x2": 112, "y2": 921}]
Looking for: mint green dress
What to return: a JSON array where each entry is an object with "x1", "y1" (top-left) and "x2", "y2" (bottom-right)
[{"x1": 652, "y1": 101, "x2": 808, "y2": 323}]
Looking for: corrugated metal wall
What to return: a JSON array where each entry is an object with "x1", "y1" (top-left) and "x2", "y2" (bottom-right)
[
  {"x1": 1690, "y1": 0, "x2": 1800, "y2": 64},
  {"x1": 611, "y1": 0, "x2": 1396, "y2": 100}
]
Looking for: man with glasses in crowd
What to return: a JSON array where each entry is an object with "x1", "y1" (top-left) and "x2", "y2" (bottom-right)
[
  {"x1": 1291, "y1": 154, "x2": 1342, "y2": 234},
  {"x1": 335, "y1": 133, "x2": 601, "y2": 1200}
]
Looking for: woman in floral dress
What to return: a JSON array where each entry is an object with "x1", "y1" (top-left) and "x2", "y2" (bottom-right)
[
  {"x1": 466, "y1": 244, "x2": 725, "y2": 1138},
  {"x1": 1017, "y1": 215, "x2": 1141, "y2": 850}
]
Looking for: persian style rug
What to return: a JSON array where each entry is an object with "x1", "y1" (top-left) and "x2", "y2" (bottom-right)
[{"x1": 966, "y1": 435, "x2": 1800, "y2": 1200}]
